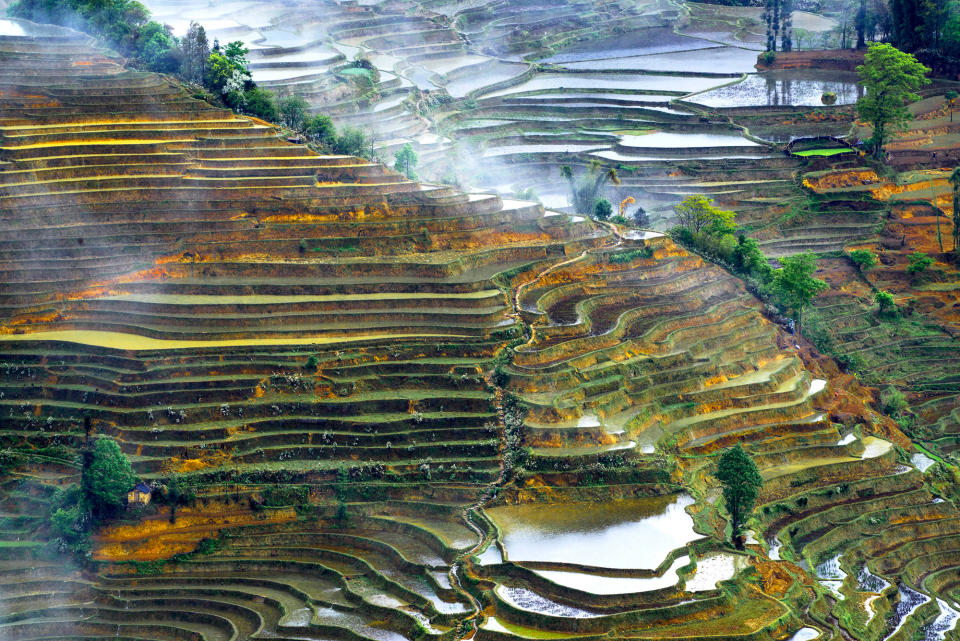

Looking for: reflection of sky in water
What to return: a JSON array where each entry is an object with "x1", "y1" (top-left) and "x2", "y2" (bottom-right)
[
  {"x1": 0, "y1": 20, "x2": 27, "y2": 36},
  {"x1": 543, "y1": 28, "x2": 718, "y2": 62},
  {"x1": 487, "y1": 494, "x2": 697, "y2": 568},
  {"x1": 693, "y1": 72, "x2": 863, "y2": 108}
]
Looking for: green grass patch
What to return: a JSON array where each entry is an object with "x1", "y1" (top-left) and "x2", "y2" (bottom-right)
[
  {"x1": 792, "y1": 148, "x2": 854, "y2": 157},
  {"x1": 0, "y1": 540, "x2": 41, "y2": 548}
]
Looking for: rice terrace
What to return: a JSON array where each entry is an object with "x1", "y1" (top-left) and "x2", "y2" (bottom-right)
[{"x1": 5, "y1": 0, "x2": 960, "y2": 640}]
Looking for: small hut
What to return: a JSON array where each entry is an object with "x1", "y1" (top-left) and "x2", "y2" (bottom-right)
[{"x1": 127, "y1": 482, "x2": 152, "y2": 506}]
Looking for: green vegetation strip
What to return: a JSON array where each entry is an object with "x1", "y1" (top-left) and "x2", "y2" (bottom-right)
[{"x1": 792, "y1": 148, "x2": 854, "y2": 157}]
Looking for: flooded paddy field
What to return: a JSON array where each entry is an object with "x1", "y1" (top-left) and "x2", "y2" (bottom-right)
[{"x1": 5, "y1": 1, "x2": 960, "y2": 641}]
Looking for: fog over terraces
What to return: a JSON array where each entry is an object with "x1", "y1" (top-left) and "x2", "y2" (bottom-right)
[{"x1": 3, "y1": 3, "x2": 960, "y2": 641}]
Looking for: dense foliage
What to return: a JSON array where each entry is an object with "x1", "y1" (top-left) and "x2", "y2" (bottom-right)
[
  {"x1": 394, "y1": 143, "x2": 419, "y2": 180},
  {"x1": 82, "y1": 437, "x2": 137, "y2": 521},
  {"x1": 716, "y1": 445, "x2": 762, "y2": 548},
  {"x1": 856, "y1": 43, "x2": 930, "y2": 158}
]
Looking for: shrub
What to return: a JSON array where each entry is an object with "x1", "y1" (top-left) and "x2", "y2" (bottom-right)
[
  {"x1": 393, "y1": 143, "x2": 418, "y2": 180},
  {"x1": 874, "y1": 290, "x2": 896, "y2": 317},
  {"x1": 305, "y1": 114, "x2": 336, "y2": 145},
  {"x1": 278, "y1": 94, "x2": 309, "y2": 131},
  {"x1": 881, "y1": 385, "x2": 909, "y2": 415},
  {"x1": 848, "y1": 249, "x2": 877, "y2": 271},
  {"x1": 243, "y1": 87, "x2": 277, "y2": 122},
  {"x1": 594, "y1": 198, "x2": 613, "y2": 221},
  {"x1": 907, "y1": 251, "x2": 934, "y2": 275}
]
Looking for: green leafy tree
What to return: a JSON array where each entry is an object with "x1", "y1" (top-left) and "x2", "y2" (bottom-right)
[
  {"x1": 856, "y1": 42, "x2": 930, "y2": 158},
  {"x1": 223, "y1": 40, "x2": 249, "y2": 67},
  {"x1": 333, "y1": 127, "x2": 373, "y2": 159},
  {"x1": 305, "y1": 114, "x2": 336, "y2": 146},
  {"x1": 716, "y1": 445, "x2": 762, "y2": 548},
  {"x1": 674, "y1": 195, "x2": 736, "y2": 235},
  {"x1": 773, "y1": 252, "x2": 829, "y2": 328},
  {"x1": 874, "y1": 290, "x2": 896, "y2": 316},
  {"x1": 205, "y1": 51, "x2": 250, "y2": 104},
  {"x1": 82, "y1": 437, "x2": 136, "y2": 521},
  {"x1": 907, "y1": 251, "x2": 934, "y2": 275},
  {"x1": 848, "y1": 248, "x2": 878, "y2": 271},
  {"x1": 560, "y1": 160, "x2": 620, "y2": 215},
  {"x1": 278, "y1": 94, "x2": 309, "y2": 131},
  {"x1": 593, "y1": 198, "x2": 613, "y2": 221},
  {"x1": 244, "y1": 87, "x2": 277, "y2": 122},
  {"x1": 393, "y1": 143, "x2": 418, "y2": 180},
  {"x1": 733, "y1": 236, "x2": 772, "y2": 280}
]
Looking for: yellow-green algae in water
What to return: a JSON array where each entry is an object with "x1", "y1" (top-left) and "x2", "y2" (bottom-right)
[
  {"x1": 486, "y1": 494, "x2": 697, "y2": 569},
  {"x1": 0, "y1": 330, "x2": 470, "y2": 350}
]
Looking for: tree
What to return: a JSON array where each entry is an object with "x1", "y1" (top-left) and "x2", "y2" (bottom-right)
[
  {"x1": 205, "y1": 51, "x2": 251, "y2": 106},
  {"x1": 874, "y1": 290, "x2": 897, "y2": 316},
  {"x1": 223, "y1": 40, "x2": 249, "y2": 68},
  {"x1": 560, "y1": 160, "x2": 620, "y2": 215},
  {"x1": 716, "y1": 445, "x2": 762, "y2": 549},
  {"x1": 593, "y1": 198, "x2": 613, "y2": 221},
  {"x1": 674, "y1": 195, "x2": 736, "y2": 235},
  {"x1": 305, "y1": 114, "x2": 336, "y2": 146},
  {"x1": 848, "y1": 248, "x2": 878, "y2": 271},
  {"x1": 890, "y1": 0, "x2": 924, "y2": 51},
  {"x1": 856, "y1": 43, "x2": 930, "y2": 159},
  {"x1": 773, "y1": 252, "x2": 829, "y2": 328},
  {"x1": 907, "y1": 251, "x2": 934, "y2": 275},
  {"x1": 733, "y1": 235, "x2": 772, "y2": 280},
  {"x1": 856, "y1": 0, "x2": 868, "y2": 47},
  {"x1": 244, "y1": 87, "x2": 277, "y2": 122},
  {"x1": 82, "y1": 437, "x2": 136, "y2": 521},
  {"x1": 163, "y1": 474, "x2": 196, "y2": 523},
  {"x1": 334, "y1": 127, "x2": 373, "y2": 159},
  {"x1": 950, "y1": 166, "x2": 960, "y2": 256},
  {"x1": 393, "y1": 143, "x2": 418, "y2": 180},
  {"x1": 632, "y1": 207, "x2": 650, "y2": 227},
  {"x1": 946, "y1": 91, "x2": 958, "y2": 122},
  {"x1": 278, "y1": 94, "x2": 309, "y2": 131},
  {"x1": 179, "y1": 21, "x2": 210, "y2": 84}
]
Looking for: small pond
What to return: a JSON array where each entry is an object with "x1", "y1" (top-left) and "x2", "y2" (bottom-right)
[
  {"x1": 486, "y1": 493, "x2": 697, "y2": 569},
  {"x1": 691, "y1": 71, "x2": 863, "y2": 108}
]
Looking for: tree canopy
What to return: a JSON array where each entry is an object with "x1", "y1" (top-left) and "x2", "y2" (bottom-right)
[
  {"x1": 82, "y1": 437, "x2": 136, "y2": 521},
  {"x1": 856, "y1": 42, "x2": 930, "y2": 158},
  {"x1": 772, "y1": 252, "x2": 828, "y2": 323},
  {"x1": 674, "y1": 195, "x2": 736, "y2": 235},
  {"x1": 716, "y1": 445, "x2": 762, "y2": 548},
  {"x1": 848, "y1": 249, "x2": 878, "y2": 271},
  {"x1": 394, "y1": 143, "x2": 418, "y2": 180}
]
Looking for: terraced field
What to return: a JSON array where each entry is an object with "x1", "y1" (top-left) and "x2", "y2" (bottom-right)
[
  {"x1": 4, "y1": 14, "x2": 960, "y2": 641},
  {"x1": 131, "y1": 0, "x2": 856, "y2": 223}
]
